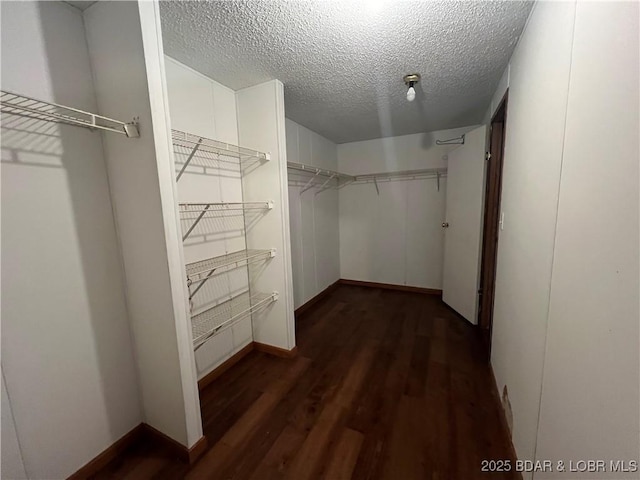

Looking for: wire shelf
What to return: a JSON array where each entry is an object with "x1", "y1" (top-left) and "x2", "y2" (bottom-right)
[
  {"x1": 353, "y1": 167, "x2": 447, "y2": 182},
  {"x1": 287, "y1": 161, "x2": 354, "y2": 194},
  {"x1": 172, "y1": 129, "x2": 269, "y2": 181},
  {"x1": 179, "y1": 201, "x2": 273, "y2": 217},
  {"x1": 192, "y1": 291, "x2": 278, "y2": 349},
  {"x1": 287, "y1": 161, "x2": 354, "y2": 181},
  {"x1": 0, "y1": 90, "x2": 139, "y2": 137},
  {"x1": 179, "y1": 202, "x2": 273, "y2": 241},
  {"x1": 186, "y1": 249, "x2": 275, "y2": 284}
]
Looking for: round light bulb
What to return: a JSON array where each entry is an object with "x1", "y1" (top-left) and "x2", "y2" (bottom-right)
[{"x1": 406, "y1": 86, "x2": 416, "y2": 102}]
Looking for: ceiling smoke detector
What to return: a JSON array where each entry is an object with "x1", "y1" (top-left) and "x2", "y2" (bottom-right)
[{"x1": 403, "y1": 73, "x2": 420, "y2": 102}]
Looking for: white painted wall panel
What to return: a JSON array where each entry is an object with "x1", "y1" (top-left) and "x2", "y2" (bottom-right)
[
  {"x1": 314, "y1": 187, "x2": 340, "y2": 291},
  {"x1": 165, "y1": 57, "x2": 215, "y2": 137},
  {"x1": 534, "y1": 2, "x2": 639, "y2": 474},
  {"x1": 288, "y1": 185, "x2": 304, "y2": 308},
  {"x1": 300, "y1": 190, "x2": 318, "y2": 300},
  {"x1": 1, "y1": 371, "x2": 27, "y2": 479},
  {"x1": 374, "y1": 182, "x2": 407, "y2": 285},
  {"x1": 487, "y1": 2, "x2": 575, "y2": 467},
  {"x1": 405, "y1": 178, "x2": 446, "y2": 289},
  {"x1": 237, "y1": 80, "x2": 295, "y2": 350},
  {"x1": 0, "y1": 2, "x2": 141, "y2": 477},
  {"x1": 85, "y1": 0, "x2": 201, "y2": 448},
  {"x1": 339, "y1": 183, "x2": 378, "y2": 281},
  {"x1": 286, "y1": 119, "x2": 340, "y2": 308},
  {"x1": 338, "y1": 126, "x2": 476, "y2": 290}
]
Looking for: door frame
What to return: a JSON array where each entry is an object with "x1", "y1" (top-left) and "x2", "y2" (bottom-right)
[{"x1": 478, "y1": 91, "x2": 508, "y2": 356}]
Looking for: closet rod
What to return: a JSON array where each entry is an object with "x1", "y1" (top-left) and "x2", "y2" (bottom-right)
[{"x1": 0, "y1": 90, "x2": 139, "y2": 137}]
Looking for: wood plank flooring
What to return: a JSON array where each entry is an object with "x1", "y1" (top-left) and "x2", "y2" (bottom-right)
[{"x1": 90, "y1": 285, "x2": 518, "y2": 480}]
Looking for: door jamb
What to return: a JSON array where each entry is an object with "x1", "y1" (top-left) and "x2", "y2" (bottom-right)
[{"x1": 477, "y1": 91, "x2": 508, "y2": 357}]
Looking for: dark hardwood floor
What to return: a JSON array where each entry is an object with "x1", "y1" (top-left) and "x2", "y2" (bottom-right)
[{"x1": 90, "y1": 285, "x2": 517, "y2": 479}]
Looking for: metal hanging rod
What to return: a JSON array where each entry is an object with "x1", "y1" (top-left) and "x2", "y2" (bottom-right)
[
  {"x1": 179, "y1": 201, "x2": 273, "y2": 241},
  {"x1": 186, "y1": 249, "x2": 276, "y2": 300},
  {"x1": 172, "y1": 129, "x2": 270, "y2": 181},
  {"x1": 192, "y1": 291, "x2": 278, "y2": 350},
  {"x1": 0, "y1": 90, "x2": 139, "y2": 137},
  {"x1": 435, "y1": 134, "x2": 465, "y2": 145}
]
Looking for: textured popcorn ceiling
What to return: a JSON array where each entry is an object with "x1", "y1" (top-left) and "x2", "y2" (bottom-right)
[{"x1": 160, "y1": 1, "x2": 532, "y2": 144}]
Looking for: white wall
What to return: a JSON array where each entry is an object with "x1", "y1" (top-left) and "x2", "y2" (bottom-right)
[
  {"x1": 2, "y1": 371, "x2": 27, "y2": 479},
  {"x1": 286, "y1": 119, "x2": 340, "y2": 309},
  {"x1": 84, "y1": 0, "x2": 201, "y2": 448},
  {"x1": 0, "y1": 2, "x2": 141, "y2": 477},
  {"x1": 486, "y1": 1, "x2": 575, "y2": 467},
  {"x1": 534, "y1": 2, "x2": 639, "y2": 475},
  {"x1": 164, "y1": 56, "x2": 253, "y2": 380},
  {"x1": 237, "y1": 80, "x2": 296, "y2": 351},
  {"x1": 337, "y1": 126, "x2": 477, "y2": 290},
  {"x1": 486, "y1": 1, "x2": 639, "y2": 475}
]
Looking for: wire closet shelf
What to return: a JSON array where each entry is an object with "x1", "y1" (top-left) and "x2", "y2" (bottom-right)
[
  {"x1": 287, "y1": 161, "x2": 355, "y2": 193},
  {"x1": 179, "y1": 202, "x2": 273, "y2": 241},
  {"x1": 192, "y1": 291, "x2": 278, "y2": 350},
  {"x1": 0, "y1": 90, "x2": 139, "y2": 137},
  {"x1": 186, "y1": 249, "x2": 276, "y2": 284},
  {"x1": 185, "y1": 249, "x2": 276, "y2": 300},
  {"x1": 172, "y1": 129, "x2": 270, "y2": 181}
]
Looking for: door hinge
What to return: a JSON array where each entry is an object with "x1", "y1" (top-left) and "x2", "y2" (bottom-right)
[{"x1": 485, "y1": 152, "x2": 491, "y2": 161}]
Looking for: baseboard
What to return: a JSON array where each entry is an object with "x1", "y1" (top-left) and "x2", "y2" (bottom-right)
[
  {"x1": 67, "y1": 424, "x2": 145, "y2": 480},
  {"x1": 294, "y1": 280, "x2": 340, "y2": 318},
  {"x1": 187, "y1": 435, "x2": 209, "y2": 464},
  {"x1": 141, "y1": 423, "x2": 207, "y2": 465},
  {"x1": 338, "y1": 278, "x2": 442, "y2": 296},
  {"x1": 488, "y1": 364, "x2": 522, "y2": 480},
  {"x1": 254, "y1": 341, "x2": 298, "y2": 358},
  {"x1": 198, "y1": 342, "x2": 254, "y2": 391},
  {"x1": 67, "y1": 422, "x2": 208, "y2": 479}
]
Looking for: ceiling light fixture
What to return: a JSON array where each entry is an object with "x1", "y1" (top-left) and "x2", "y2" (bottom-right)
[{"x1": 403, "y1": 73, "x2": 420, "y2": 102}]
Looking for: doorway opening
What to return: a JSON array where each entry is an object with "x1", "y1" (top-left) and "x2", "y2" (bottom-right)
[{"x1": 478, "y1": 91, "x2": 508, "y2": 357}]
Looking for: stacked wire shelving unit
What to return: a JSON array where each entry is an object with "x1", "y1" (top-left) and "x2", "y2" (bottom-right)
[{"x1": 172, "y1": 129, "x2": 278, "y2": 351}]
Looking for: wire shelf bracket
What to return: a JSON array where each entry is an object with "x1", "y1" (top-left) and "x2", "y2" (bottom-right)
[
  {"x1": 0, "y1": 90, "x2": 139, "y2": 137},
  {"x1": 192, "y1": 291, "x2": 278, "y2": 350},
  {"x1": 186, "y1": 249, "x2": 276, "y2": 300},
  {"x1": 179, "y1": 201, "x2": 274, "y2": 241}
]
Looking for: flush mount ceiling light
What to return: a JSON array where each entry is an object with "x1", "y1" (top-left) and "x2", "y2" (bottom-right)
[{"x1": 403, "y1": 73, "x2": 420, "y2": 102}]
